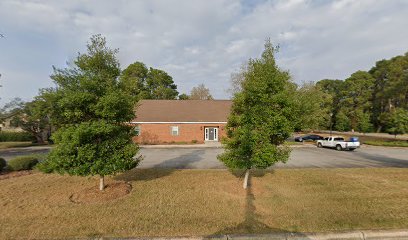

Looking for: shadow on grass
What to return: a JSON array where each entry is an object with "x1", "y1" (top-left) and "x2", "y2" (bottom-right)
[
  {"x1": 114, "y1": 168, "x2": 175, "y2": 182},
  {"x1": 115, "y1": 149, "x2": 206, "y2": 182},
  {"x1": 210, "y1": 170, "x2": 308, "y2": 239}
]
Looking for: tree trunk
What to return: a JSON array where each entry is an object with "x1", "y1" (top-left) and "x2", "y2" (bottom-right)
[
  {"x1": 99, "y1": 175, "x2": 105, "y2": 191},
  {"x1": 34, "y1": 134, "x2": 45, "y2": 144},
  {"x1": 243, "y1": 169, "x2": 250, "y2": 189}
]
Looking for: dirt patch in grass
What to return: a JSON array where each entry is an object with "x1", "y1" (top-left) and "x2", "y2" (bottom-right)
[
  {"x1": 0, "y1": 170, "x2": 32, "y2": 180},
  {"x1": 69, "y1": 181, "x2": 132, "y2": 204}
]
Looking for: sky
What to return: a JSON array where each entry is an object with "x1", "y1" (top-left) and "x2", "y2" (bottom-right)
[{"x1": 0, "y1": 0, "x2": 408, "y2": 105}]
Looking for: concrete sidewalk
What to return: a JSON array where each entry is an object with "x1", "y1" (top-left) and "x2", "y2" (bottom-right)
[{"x1": 104, "y1": 229, "x2": 408, "y2": 239}]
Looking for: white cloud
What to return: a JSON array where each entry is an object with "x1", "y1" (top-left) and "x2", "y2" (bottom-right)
[{"x1": 1, "y1": 0, "x2": 408, "y2": 104}]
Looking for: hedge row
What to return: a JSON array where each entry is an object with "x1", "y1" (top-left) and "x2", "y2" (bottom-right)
[
  {"x1": 0, "y1": 131, "x2": 34, "y2": 142},
  {"x1": 0, "y1": 156, "x2": 39, "y2": 172}
]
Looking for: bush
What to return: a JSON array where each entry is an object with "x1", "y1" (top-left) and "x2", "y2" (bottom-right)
[
  {"x1": 0, "y1": 131, "x2": 34, "y2": 142},
  {"x1": 191, "y1": 140, "x2": 198, "y2": 144},
  {"x1": 7, "y1": 156, "x2": 39, "y2": 171},
  {"x1": 0, "y1": 158, "x2": 6, "y2": 171}
]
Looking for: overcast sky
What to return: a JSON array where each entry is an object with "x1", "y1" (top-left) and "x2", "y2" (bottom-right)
[{"x1": 0, "y1": 0, "x2": 407, "y2": 104}]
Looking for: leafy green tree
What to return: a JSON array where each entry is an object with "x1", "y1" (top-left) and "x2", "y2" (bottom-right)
[
  {"x1": 294, "y1": 82, "x2": 332, "y2": 131},
  {"x1": 341, "y1": 71, "x2": 374, "y2": 131},
  {"x1": 189, "y1": 84, "x2": 213, "y2": 100},
  {"x1": 370, "y1": 53, "x2": 408, "y2": 131},
  {"x1": 386, "y1": 108, "x2": 408, "y2": 137},
  {"x1": 10, "y1": 97, "x2": 50, "y2": 144},
  {"x1": 119, "y1": 62, "x2": 149, "y2": 100},
  {"x1": 335, "y1": 110, "x2": 351, "y2": 131},
  {"x1": 316, "y1": 79, "x2": 345, "y2": 130},
  {"x1": 178, "y1": 93, "x2": 189, "y2": 100},
  {"x1": 120, "y1": 62, "x2": 178, "y2": 100},
  {"x1": 0, "y1": 98, "x2": 25, "y2": 127},
  {"x1": 218, "y1": 40, "x2": 296, "y2": 189},
  {"x1": 38, "y1": 35, "x2": 140, "y2": 191},
  {"x1": 355, "y1": 110, "x2": 373, "y2": 133}
]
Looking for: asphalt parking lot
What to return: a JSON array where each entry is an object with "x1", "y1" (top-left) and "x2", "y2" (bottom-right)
[
  {"x1": 1, "y1": 145, "x2": 407, "y2": 169},
  {"x1": 138, "y1": 145, "x2": 408, "y2": 169}
]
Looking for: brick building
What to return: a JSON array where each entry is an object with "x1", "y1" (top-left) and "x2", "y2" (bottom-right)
[{"x1": 131, "y1": 100, "x2": 232, "y2": 144}]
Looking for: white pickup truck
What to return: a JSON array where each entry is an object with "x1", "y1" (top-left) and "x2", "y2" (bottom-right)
[{"x1": 316, "y1": 136, "x2": 360, "y2": 151}]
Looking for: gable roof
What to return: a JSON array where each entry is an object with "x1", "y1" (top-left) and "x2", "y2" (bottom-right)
[{"x1": 133, "y1": 100, "x2": 232, "y2": 123}]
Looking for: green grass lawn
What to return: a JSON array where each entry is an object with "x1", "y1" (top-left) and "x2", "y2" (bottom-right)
[
  {"x1": 364, "y1": 140, "x2": 408, "y2": 147},
  {"x1": 1, "y1": 168, "x2": 408, "y2": 238}
]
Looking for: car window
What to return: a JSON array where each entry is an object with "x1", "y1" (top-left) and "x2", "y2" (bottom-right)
[
  {"x1": 324, "y1": 137, "x2": 329, "y2": 140},
  {"x1": 334, "y1": 138, "x2": 344, "y2": 141}
]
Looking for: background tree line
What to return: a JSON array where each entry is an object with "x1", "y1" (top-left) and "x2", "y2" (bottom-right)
[{"x1": 316, "y1": 52, "x2": 408, "y2": 136}]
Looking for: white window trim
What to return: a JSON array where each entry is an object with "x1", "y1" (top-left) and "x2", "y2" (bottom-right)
[
  {"x1": 134, "y1": 125, "x2": 141, "y2": 136},
  {"x1": 171, "y1": 126, "x2": 179, "y2": 136}
]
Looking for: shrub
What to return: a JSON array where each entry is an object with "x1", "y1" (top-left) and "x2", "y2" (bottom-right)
[
  {"x1": 7, "y1": 156, "x2": 39, "y2": 171},
  {"x1": 0, "y1": 158, "x2": 6, "y2": 171},
  {"x1": 191, "y1": 140, "x2": 198, "y2": 144},
  {"x1": 0, "y1": 131, "x2": 34, "y2": 142}
]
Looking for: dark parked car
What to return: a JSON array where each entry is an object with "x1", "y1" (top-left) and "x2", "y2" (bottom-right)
[{"x1": 295, "y1": 134, "x2": 324, "y2": 142}]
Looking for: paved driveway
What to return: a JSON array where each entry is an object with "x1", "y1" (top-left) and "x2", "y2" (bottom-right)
[
  {"x1": 1, "y1": 145, "x2": 407, "y2": 169},
  {"x1": 138, "y1": 146, "x2": 408, "y2": 169}
]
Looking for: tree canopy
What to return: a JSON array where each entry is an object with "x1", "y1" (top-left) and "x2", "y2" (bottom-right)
[
  {"x1": 120, "y1": 61, "x2": 178, "y2": 100},
  {"x1": 38, "y1": 35, "x2": 140, "y2": 191},
  {"x1": 218, "y1": 40, "x2": 296, "y2": 188},
  {"x1": 315, "y1": 52, "x2": 408, "y2": 135},
  {"x1": 189, "y1": 84, "x2": 213, "y2": 100}
]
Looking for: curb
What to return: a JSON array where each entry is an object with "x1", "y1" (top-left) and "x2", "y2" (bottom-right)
[
  {"x1": 139, "y1": 144, "x2": 223, "y2": 149},
  {"x1": 0, "y1": 146, "x2": 53, "y2": 153},
  {"x1": 93, "y1": 229, "x2": 408, "y2": 240},
  {"x1": 139, "y1": 144, "x2": 316, "y2": 149}
]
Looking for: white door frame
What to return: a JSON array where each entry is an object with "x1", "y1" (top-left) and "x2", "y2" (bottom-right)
[{"x1": 204, "y1": 127, "x2": 219, "y2": 141}]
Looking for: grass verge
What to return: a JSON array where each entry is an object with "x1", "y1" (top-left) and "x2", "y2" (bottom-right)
[
  {"x1": 0, "y1": 141, "x2": 35, "y2": 149},
  {"x1": 1, "y1": 168, "x2": 408, "y2": 238},
  {"x1": 364, "y1": 140, "x2": 408, "y2": 147}
]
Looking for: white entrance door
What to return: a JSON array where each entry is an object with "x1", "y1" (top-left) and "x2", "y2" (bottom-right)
[{"x1": 205, "y1": 127, "x2": 218, "y2": 141}]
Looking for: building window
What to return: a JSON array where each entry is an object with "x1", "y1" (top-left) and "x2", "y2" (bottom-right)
[
  {"x1": 171, "y1": 126, "x2": 179, "y2": 136},
  {"x1": 134, "y1": 126, "x2": 141, "y2": 136}
]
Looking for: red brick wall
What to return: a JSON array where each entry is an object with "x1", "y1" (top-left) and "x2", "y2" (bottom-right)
[{"x1": 132, "y1": 123, "x2": 227, "y2": 144}]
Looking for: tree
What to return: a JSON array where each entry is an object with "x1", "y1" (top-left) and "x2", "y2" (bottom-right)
[
  {"x1": 38, "y1": 35, "x2": 140, "y2": 191},
  {"x1": 340, "y1": 71, "x2": 374, "y2": 131},
  {"x1": 316, "y1": 79, "x2": 346, "y2": 130},
  {"x1": 178, "y1": 93, "x2": 189, "y2": 100},
  {"x1": 228, "y1": 63, "x2": 248, "y2": 97},
  {"x1": 120, "y1": 62, "x2": 178, "y2": 100},
  {"x1": 218, "y1": 40, "x2": 296, "y2": 189},
  {"x1": 189, "y1": 84, "x2": 213, "y2": 100},
  {"x1": 293, "y1": 82, "x2": 332, "y2": 131},
  {"x1": 10, "y1": 97, "x2": 50, "y2": 144},
  {"x1": 370, "y1": 53, "x2": 408, "y2": 131},
  {"x1": 0, "y1": 98, "x2": 25, "y2": 126},
  {"x1": 386, "y1": 108, "x2": 408, "y2": 137}
]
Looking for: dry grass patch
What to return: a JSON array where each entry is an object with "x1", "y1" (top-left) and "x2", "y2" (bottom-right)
[
  {"x1": 252, "y1": 168, "x2": 408, "y2": 232},
  {"x1": 1, "y1": 168, "x2": 408, "y2": 239},
  {"x1": 0, "y1": 169, "x2": 246, "y2": 239},
  {"x1": 0, "y1": 141, "x2": 34, "y2": 149}
]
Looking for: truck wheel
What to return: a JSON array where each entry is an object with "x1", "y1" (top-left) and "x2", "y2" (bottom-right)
[
  {"x1": 336, "y1": 145, "x2": 343, "y2": 151},
  {"x1": 317, "y1": 143, "x2": 322, "y2": 148}
]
